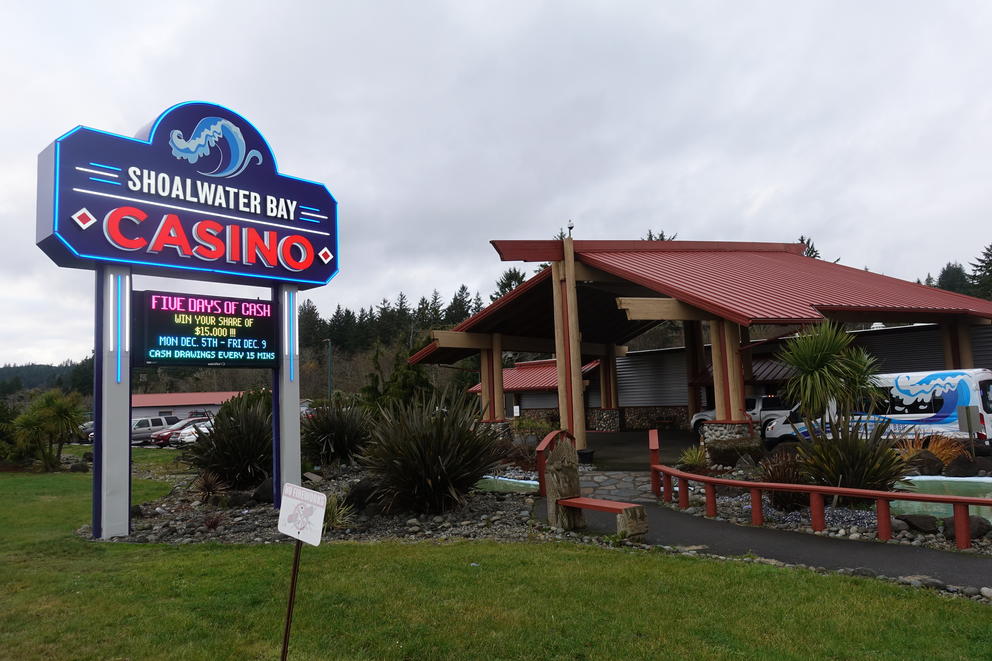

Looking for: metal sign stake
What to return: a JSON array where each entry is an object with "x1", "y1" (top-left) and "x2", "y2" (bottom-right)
[{"x1": 281, "y1": 539, "x2": 304, "y2": 661}]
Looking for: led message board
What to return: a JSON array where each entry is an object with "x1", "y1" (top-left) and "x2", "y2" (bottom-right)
[
  {"x1": 132, "y1": 290, "x2": 278, "y2": 368},
  {"x1": 36, "y1": 102, "x2": 338, "y2": 289}
]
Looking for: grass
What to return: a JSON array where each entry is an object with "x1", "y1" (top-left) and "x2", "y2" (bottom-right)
[{"x1": 2, "y1": 472, "x2": 991, "y2": 660}]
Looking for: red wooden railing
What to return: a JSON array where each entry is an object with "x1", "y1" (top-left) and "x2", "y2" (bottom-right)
[
  {"x1": 536, "y1": 429, "x2": 576, "y2": 497},
  {"x1": 649, "y1": 431, "x2": 992, "y2": 550}
]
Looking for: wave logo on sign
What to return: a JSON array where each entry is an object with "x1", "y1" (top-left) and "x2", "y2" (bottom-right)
[{"x1": 168, "y1": 117, "x2": 263, "y2": 178}]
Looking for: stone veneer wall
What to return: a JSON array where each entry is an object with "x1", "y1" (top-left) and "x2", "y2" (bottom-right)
[
  {"x1": 587, "y1": 408, "x2": 620, "y2": 432},
  {"x1": 700, "y1": 421, "x2": 752, "y2": 442},
  {"x1": 518, "y1": 409, "x2": 560, "y2": 427},
  {"x1": 621, "y1": 406, "x2": 690, "y2": 431},
  {"x1": 478, "y1": 421, "x2": 513, "y2": 442}
]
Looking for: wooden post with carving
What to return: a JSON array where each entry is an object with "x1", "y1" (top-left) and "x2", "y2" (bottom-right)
[{"x1": 545, "y1": 437, "x2": 585, "y2": 530}]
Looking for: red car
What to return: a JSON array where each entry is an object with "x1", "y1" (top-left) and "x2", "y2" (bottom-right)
[{"x1": 149, "y1": 417, "x2": 209, "y2": 447}]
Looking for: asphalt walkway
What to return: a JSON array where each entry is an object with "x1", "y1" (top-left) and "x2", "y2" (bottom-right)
[{"x1": 541, "y1": 495, "x2": 992, "y2": 589}]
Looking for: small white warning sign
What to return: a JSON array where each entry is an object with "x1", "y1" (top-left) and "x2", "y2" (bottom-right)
[{"x1": 278, "y1": 483, "x2": 327, "y2": 547}]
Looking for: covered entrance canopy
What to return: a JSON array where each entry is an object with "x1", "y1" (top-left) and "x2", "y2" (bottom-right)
[{"x1": 411, "y1": 239, "x2": 992, "y2": 449}]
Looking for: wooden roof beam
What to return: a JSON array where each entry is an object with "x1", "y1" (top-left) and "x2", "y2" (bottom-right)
[
  {"x1": 617, "y1": 297, "x2": 716, "y2": 321},
  {"x1": 430, "y1": 330, "x2": 626, "y2": 356}
]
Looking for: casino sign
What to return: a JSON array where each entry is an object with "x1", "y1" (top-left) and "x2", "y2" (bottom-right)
[{"x1": 36, "y1": 102, "x2": 338, "y2": 288}]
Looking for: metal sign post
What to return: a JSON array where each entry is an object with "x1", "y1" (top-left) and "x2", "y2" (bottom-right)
[
  {"x1": 958, "y1": 405, "x2": 980, "y2": 456},
  {"x1": 277, "y1": 483, "x2": 327, "y2": 659}
]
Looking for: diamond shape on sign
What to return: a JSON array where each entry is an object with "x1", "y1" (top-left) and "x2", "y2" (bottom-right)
[
  {"x1": 318, "y1": 247, "x2": 334, "y2": 264},
  {"x1": 72, "y1": 208, "x2": 97, "y2": 230}
]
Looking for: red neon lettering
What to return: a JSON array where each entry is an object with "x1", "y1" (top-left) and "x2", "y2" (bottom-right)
[
  {"x1": 148, "y1": 214, "x2": 193, "y2": 256},
  {"x1": 243, "y1": 228, "x2": 278, "y2": 267},
  {"x1": 278, "y1": 235, "x2": 314, "y2": 271},
  {"x1": 192, "y1": 220, "x2": 225, "y2": 261},
  {"x1": 103, "y1": 206, "x2": 147, "y2": 251}
]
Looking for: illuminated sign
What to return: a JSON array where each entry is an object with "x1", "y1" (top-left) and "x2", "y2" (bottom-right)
[
  {"x1": 36, "y1": 102, "x2": 337, "y2": 289},
  {"x1": 132, "y1": 290, "x2": 278, "y2": 367}
]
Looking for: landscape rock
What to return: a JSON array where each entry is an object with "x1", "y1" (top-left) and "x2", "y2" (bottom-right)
[
  {"x1": 343, "y1": 477, "x2": 378, "y2": 512},
  {"x1": 981, "y1": 587, "x2": 992, "y2": 599},
  {"x1": 890, "y1": 518, "x2": 909, "y2": 533},
  {"x1": 943, "y1": 455, "x2": 980, "y2": 477},
  {"x1": 941, "y1": 515, "x2": 992, "y2": 541},
  {"x1": 252, "y1": 478, "x2": 273, "y2": 503},
  {"x1": 895, "y1": 514, "x2": 939, "y2": 534},
  {"x1": 909, "y1": 450, "x2": 944, "y2": 476}
]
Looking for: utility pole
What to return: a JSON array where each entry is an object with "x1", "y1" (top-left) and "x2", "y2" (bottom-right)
[{"x1": 323, "y1": 338, "x2": 333, "y2": 400}]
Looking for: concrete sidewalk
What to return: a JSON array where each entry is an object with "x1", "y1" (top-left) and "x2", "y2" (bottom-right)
[{"x1": 543, "y1": 498, "x2": 992, "y2": 589}]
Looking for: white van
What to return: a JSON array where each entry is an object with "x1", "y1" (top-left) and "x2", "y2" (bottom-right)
[{"x1": 764, "y1": 368, "x2": 992, "y2": 450}]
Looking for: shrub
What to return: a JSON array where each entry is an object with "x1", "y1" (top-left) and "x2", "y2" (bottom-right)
[
  {"x1": 503, "y1": 439, "x2": 538, "y2": 471},
  {"x1": 705, "y1": 435, "x2": 763, "y2": 468},
  {"x1": 677, "y1": 445, "x2": 709, "y2": 472},
  {"x1": 798, "y1": 415, "x2": 908, "y2": 496},
  {"x1": 301, "y1": 400, "x2": 371, "y2": 466},
  {"x1": 758, "y1": 452, "x2": 808, "y2": 511},
  {"x1": 12, "y1": 390, "x2": 83, "y2": 471},
  {"x1": 361, "y1": 388, "x2": 508, "y2": 513},
  {"x1": 191, "y1": 471, "x2": 229, "y2": 504},
  {"x1": 323, "y1": 493, "x2": 355, "y2": 531},
  {"x1": 895, "y1": 432, "x2": 968, "y2": 466},
  {"x1": 185, "y1": 390, "x2": 272, "y2": 489}
]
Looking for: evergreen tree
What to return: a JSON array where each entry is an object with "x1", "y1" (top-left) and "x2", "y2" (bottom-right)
[
  {"x1": 642, "y1": 229, "x2": 678, "y2": 240},
  {"x1": 937, "y1": 262, "x2": 970, "y2": 295},
  {"x1": 444, "y1": 285, "x2": 472, "y2": 325},
  {"x1": 968, "y1": 244, "x2": 992, "y2": 300},
  {"x1": 798, "y1": 235, "x2": 820, "y2": 258},
  {"x1": 924, "y1": 273, "x2": 935, "y2": 287},
  {"x1": 491, "y1": 267, "x2": 526, "y2": 301},
  {"x1": 298, "y1": 299, "x2": 325, "y2": 354},
  {"x1": 471, "y1": 292, "x2": 484, "y2": 316}
]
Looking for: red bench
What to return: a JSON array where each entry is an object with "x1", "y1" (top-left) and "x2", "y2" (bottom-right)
[{"x1": 558, "y1": 497, "x2": 648, "y2": 540}]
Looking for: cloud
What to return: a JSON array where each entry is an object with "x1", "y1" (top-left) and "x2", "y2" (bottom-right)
[{"x1": 4, "y1": 1, "x2": 992, "y2": 363}]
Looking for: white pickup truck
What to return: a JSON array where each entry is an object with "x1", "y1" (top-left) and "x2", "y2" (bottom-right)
[{"x1": 690, "y1": 395, "x2": 796, "y2": 436}]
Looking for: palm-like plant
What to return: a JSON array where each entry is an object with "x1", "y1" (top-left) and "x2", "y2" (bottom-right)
[
  {"x1": 12, "y1": 390, "x2": 84, "y2": 471},
  {"x1": 778, "y1": 323, "x2": 908, "y2": 493},
  {"x1": 778, "y1": 322, "x2": 884, "y2": 424}
]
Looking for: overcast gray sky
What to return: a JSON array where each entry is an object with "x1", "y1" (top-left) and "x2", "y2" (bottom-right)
[{"x1": 3, "y1": 1, "x2": 991, "y2": 364}]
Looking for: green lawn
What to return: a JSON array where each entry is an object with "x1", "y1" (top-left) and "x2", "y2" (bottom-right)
[{"x1": 1, "y1": 471, "x2": 990, "y2": 660}]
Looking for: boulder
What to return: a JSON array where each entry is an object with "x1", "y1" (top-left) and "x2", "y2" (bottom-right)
[
  {"x1": 895, "y1": 514, "x2": 939, "y2": 534},
  {"x1": 82, "y1": 451, "x2": 94, "y2": 463},
  {"x1": 974, "y1": 457, "x2": 992, "y2": 473},
  {"x1": 343, "y1": 477, "x2": 378, "y2": 512},
  {"x1": 890, "y1": 517, "x2": 909, "y2": 533},
  {"x1": 227, "y1": 491, "x2": 251, "y2": 507},
  {"x1": 251, "y1": 478, "x2": 273, "y2": 503},
  {"x1": 908, "y1": 450, "x2": 944, "y2": 476},
  {"x1": 941, "y1": 515, "x2": 992, "y2": 540},
  {"x1": 69, "y1": 462, "x2": 90, "y2": 473},
  {"x1": 130, "y1": 504, "x2": 143, "y2": 518},
  {"x1": 944, "y1": 455, "x2": 979, "y2": 477}
]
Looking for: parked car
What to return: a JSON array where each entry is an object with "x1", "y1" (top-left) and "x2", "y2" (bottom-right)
[
  {"x1": 690, "y1": 395, "x2": 796, "y2": 437},
  {"x1": 763, "y1": 368, "x2": 992, "y2": 453},
  {"x1": 130, "y1": 416, "x2": 181, "y2": 445},
  {"x1": 174, "y1": 421, "x2": 212, "y2": 445},
  {"x1": 149, "y1": 417, "x2": 209, "y2": 447}
]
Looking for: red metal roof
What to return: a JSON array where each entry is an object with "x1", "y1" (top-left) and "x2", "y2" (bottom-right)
[
  {"x1": 131, "y1": 391, "x2": 242, "y2": 407},
  {"x1": 547, "y1": 241, "x2": 992, "y2": 326},
  {"x1": 469, "y1": 360, "x2": 599, "y2": 393}
]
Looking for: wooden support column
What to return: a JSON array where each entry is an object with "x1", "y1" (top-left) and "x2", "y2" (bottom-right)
[
  {"x1": 956, "y1": 322, "x2": 974, "y2": 369},
  {"x1": 741, "y1": 326, "x2": 755, "y2": 396},
  {"x1": 479, "y1": 348, "x2": 495, "y2": 421},
  {"x1": 684, "y1": 321, "x2": 704, "y2": 417},
  {"x1": 709, "y1": 320, "x2": 729, "y2": 420},
  {"x1": 941, "y1": 322, "x2": 962, "y2": 369},
  {"x1": 551, "y1": 239, "x2": 588, "y2": 449},
  {"x1": 491, "y1": 333, "x2": 505, "y2": 419},
  {"x1": 599, "y1": 344, "x2": 619, "y2": 409},
  {"x1": 723, "y1": 321, "x2": 747, "y2": 421}
]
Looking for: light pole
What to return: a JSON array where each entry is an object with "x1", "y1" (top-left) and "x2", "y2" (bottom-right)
[{"x1": 323, "y1": 338, "x2": 333, "y2": 400}]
